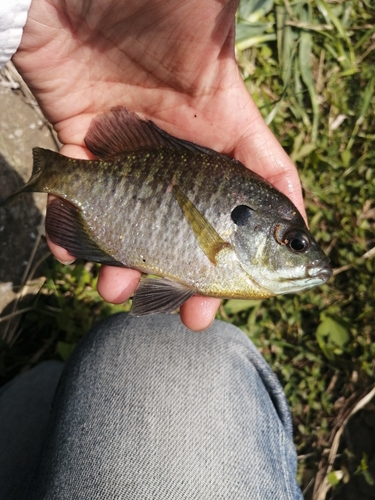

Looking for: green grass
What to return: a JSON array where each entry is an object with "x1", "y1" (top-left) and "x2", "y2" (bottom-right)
[
  {"x1": 233, "y1": 1, "x2": 375, "y2": 497},
  {"x1": 1, "y1": 1, "x2": 375, "y2": 498}
]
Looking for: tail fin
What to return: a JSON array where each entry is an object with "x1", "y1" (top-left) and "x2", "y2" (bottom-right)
[
  {"x1": 24, "y1": 147, "x2": 54, "y2": 193},
  {"x1": 2, "y1": 148, "x2": 58, "y2": 207}
]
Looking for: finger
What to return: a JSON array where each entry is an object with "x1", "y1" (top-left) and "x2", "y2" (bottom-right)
[
  {"x1": 46, "y1": 232, "x2": 76, "y2": 265},
  {"x1": 180, "y1": 296, "x2": 221, "y2": 331},
  {"x1": 239, "y1": 127, "x2": 305, "y2": 217},
  {"x1": 43, "y1": 144, "x2": 142, "y2": 307},
  {"x1": 45, "y1": 192, "x2": 79, "y2": 264},
  {"x1": 45, "y1": 145, "x2": 96, "y2": 264},
  {"x1": 97, "y1": 265, "x2": 141, "y2": 303},
  {"x1": 232, "y1": 93, "x2": 307, "y2": 221}
]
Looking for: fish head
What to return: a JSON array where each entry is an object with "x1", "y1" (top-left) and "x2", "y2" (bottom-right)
[{"x1": 230, "y1": 204, "x2": 332, "y2": 295}]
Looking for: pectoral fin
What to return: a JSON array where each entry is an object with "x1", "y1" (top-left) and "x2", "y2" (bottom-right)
[
  {"x1": 46, "y1": 198, "x2": 124, "y2": 266},
  {"x1": 130, "y1": 277, "x2": 195, "y2": 316},
  {"x1": 172, "y1": 185, "x2": 229, "y2": 264}
]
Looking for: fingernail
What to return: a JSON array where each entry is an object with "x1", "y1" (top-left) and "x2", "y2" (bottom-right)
[{"x1": 56, "y1": 258, "x2": 76, "y2": 265}]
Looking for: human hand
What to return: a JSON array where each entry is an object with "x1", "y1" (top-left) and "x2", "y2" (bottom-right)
[{"x1": 13, "y1": 0, "x2": 305, "y2": 330}]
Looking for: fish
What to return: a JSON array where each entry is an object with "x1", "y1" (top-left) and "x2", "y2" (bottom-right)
[{"x1": 6, "y1": 107, "x2": 332, "y2": 316}]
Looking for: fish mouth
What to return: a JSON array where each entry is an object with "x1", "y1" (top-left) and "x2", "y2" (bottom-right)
[{"x1": 307, "y1": 257, "x2": 333, "y2": 281}]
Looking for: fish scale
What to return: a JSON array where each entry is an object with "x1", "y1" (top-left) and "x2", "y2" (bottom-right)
[
  {"x1": 6, "y1": 107, "x2": 332, "y2": 315},
  {"x1": 82, "y1": 151, "x2": 233, "y2": 278}
]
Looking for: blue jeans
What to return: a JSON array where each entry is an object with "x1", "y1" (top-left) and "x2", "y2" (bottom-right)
[{"x1": 0, "y1": 314, "x2": 303, "y2": 499}]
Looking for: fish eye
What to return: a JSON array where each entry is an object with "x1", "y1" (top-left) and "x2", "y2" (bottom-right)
[
  {"x1": 231, "y1": 205, "x2": 253, "y2": 226},
  {"x1": 284, "y1": 229, "x2": 311, "y2": 253}
]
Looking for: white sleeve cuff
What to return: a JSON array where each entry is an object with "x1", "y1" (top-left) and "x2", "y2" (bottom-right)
[{"x1": 0, "y1": 0, "x2": 33, "y2": 69}]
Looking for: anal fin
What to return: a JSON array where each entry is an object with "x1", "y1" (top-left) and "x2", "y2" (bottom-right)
[
  {"x1": 46, "y1": 198, "x2": 124, "y2": 267},
  {"x1": 130, "y1": 277, "x2": 195, "y2": 316}
]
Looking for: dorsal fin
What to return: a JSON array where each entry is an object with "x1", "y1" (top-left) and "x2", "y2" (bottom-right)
[{"x1": 84, "y1": 107, "x2": 219, "y2": 159}]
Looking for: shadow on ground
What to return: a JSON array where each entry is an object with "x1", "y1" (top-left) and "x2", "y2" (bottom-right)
[
  {"x1": 0, "y1": 152, "x2": 46, "y2": 283},
  {"x1": 331, "y1": 407, "x2": 375, "y2": 500},
  {"x1": 0, "y1": 83, "x2": 55, "y2": 341}
]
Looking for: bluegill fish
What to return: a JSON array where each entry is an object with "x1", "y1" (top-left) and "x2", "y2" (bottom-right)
[{"x1": 8, "y1": 107, "x2": 332, "y2": 315}]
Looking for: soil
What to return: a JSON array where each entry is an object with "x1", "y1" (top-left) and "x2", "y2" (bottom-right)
[{"x1": 0, "y1": 74, "x2": 56, "y2": 335}]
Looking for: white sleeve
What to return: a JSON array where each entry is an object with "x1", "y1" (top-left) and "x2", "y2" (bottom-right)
[{"x1": 0, "y1": 0, "x2": 33, "y2": 69}]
